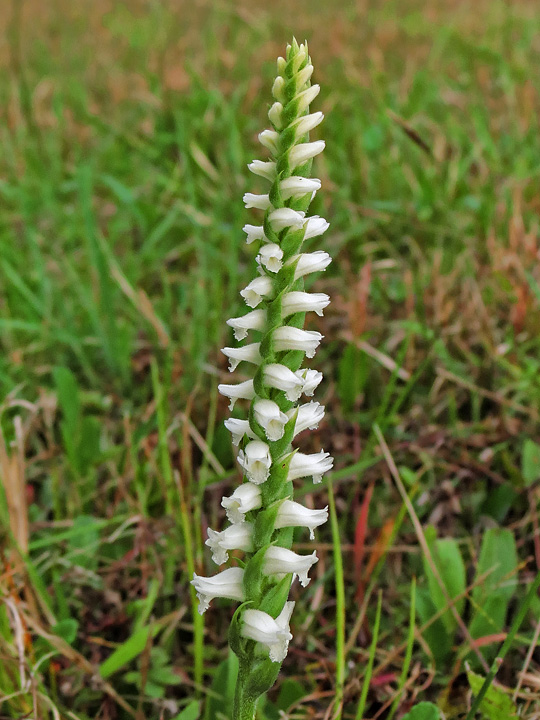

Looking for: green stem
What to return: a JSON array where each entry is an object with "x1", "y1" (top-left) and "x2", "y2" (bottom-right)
[{"x1": 233, "y1": 667, "x2": 257, "y2": 720}]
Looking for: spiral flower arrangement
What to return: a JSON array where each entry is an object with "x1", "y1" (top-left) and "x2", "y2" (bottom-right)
[{"x1": 192, "y1": 39, "x2": 332, "y2": 718}]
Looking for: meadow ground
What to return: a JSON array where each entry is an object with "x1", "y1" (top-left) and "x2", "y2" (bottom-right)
[{"x1": 1, "y1": 0, "x2": 540, "y2": 718}]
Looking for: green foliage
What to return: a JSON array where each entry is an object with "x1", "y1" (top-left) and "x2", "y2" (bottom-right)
[
  {"x1": 522, "y1": 439, "x2": 540, "y2": 485},
  {"x1": 204, "y1": 651, "x2": 239, "y2": 720},
  {"x1": 467, "y1": 669, "x2": 518, "y2": 719},
  {"x1": 401, "y1": 703, "x2": 440, "y2": 720}
]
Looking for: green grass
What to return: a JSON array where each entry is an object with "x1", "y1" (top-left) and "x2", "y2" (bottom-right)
[{"x1": 1, "y1": 0, "x2": 540, "y2": 718}]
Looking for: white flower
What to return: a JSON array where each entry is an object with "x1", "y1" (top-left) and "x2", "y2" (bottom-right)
[
  {"x1": 227, "y1": 309, "x2": 266, "y2": 340},
  {"x1": 240, "y1": 276, "x2": 274, "y2": 308},
  {"x1": 290, "y1": 251, "x2": 332, "y2": 280},
  {"x1": 296, "y1": 84, "x2": 320, "y2": 114},
  {"x1": 243, "y1": 193, "x2": 272, "y2": 210},
  {"x1": 287, "y1": 450, "x2": 334, "y2": 483},
  {"x1": 275, "y1": 500, "x2": 329, "y2": 539},
  {"x1": 262, "y1": 546, "x2": 318, "y2": 587},
  {"x1": 257, "y1": 243, "x2": 283, "y2": 273},
  {"x1": 295, "y1": 63, "x2": 314, "y2": 89},
  {"x1": 287, "y1": 401, "x2": 325, "y2": 435},
  {"x1": 273, "y1": 327, "x2": 323, "y2": 358},
  {"x1": 282, "y1": 291, "x2": 330, "y2": 317},
  {"x1": 258, "y1": 129, "x2": 280, "y2": 154},
  {"x1": 291, "y1": 111, "x2": 323, "y2": 138},
  {"x1": 268, "y1": 208, "x2": 305, "y2": 232},
  {"x1": 238, "y1": 440, "x2": 272, "y2": 485},
  {"x1": 224, "y1": 417, "x2": 255, "y2": 446},
  {"x1": 218, "y1": 379, "x2": 255, "y2": 410},
  {"x1": 289, "y1": 141, "x2": 325, "y2": 171},
  {"x1": 272, "y1": 75, "x2": 286, "y2": 103},
  {"x1": 296, "y1": 368, "x2": 323, "y2": 396},
  {"x1": 191, "y1": 567, "x2": 245, "y2": 614},
  {"x1": 248, "y1": 160, "x2": 276, "y2": 181},
  {"x1": 222, "y1": 343, "x2": 262, "y2": 372},
  {"x1": 268, "y1": 101, "x2": 284, "y2": 129},
  {"x1": 222, "y1": 483, "x2": 262, "y2": 524},
  {"x1": 279, "y1": 177, "x2": 321, "y2": 200},
  {"x1": 243, "y1": 224, "x2": 266, "y2": 244},
  {"x1": 253, "y1": 399, "x2": 289, "y2": 441},
  {"x1": 241, "y1": 602, "x2": 295, "y2": 662},
  {"x1": 206, "y1": 522, "x2": 254, "y2": 565},
  {"x1": 263, "y1": 363, "x2": 304, "y2": 401},
  {"x1": 303, "y1": 216, "x2": 329, "y2": 240}
]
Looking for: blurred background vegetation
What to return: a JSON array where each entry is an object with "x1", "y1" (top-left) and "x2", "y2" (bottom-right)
[{"x1": 1, "y1": 0, "x2": 540, "y2": 718}]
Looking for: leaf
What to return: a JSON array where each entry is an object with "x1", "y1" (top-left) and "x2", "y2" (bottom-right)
[
  {"x1": 522, "y1": 439, "x2": 540, "y2": 486},
  {"x1": 469, "y1": 528, "x2": 518, "y2": 657},
  {"x1": 337, "y1": 344, "x2": 369, "y2": 413},
  {"x1": 67, "y1": 515, "x2": 100, "y2": 571},
  {"x1": 275, "y1": 679, "x2": 305, "y2": 711},
  {"x1": 422, "y1": 528, "x2": 466, "y2": 635},
  {"x1": 53, "y1": 367, "x2": 81, "y2": 435},
  {"x1": 204, "y1": 651, "x2": 238, "y2": 720},
  {"x1": 173, "y1": 701, "x2": 201, "y2": 720},
  {"x1": 467, "y1": 668, "x2": 518, "y2": 719},
  {"x1": 99, "y1": 625, "x2": 159, "y2": 678},
  {"x1": 401, "y1": 702, "x2": 440, "y2": 720},
  {"x1": 52, "y1": 618, "x2": 79, "y2": 645}
]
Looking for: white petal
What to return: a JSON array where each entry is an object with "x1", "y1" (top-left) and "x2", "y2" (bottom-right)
[
  {"x1": 272, "y1": 76, "x2": 286, "y2": 103},
  {"x1": 191, "y1": 567, "x2": 245, "y2": 614},
  {"x1": 224, "y1": 417, "x2": 255, "y2": 446},
  {"x1": 243, "y1": 224, "x2": 266, "y2": 244},
  {"x1": 248, "y1": 160, "x2": 277, "y2": 181},
  {"x1": 262, "y1": 546, "x2": 318, "y2": 587},
  {"x1": 291, "y1": 111, "x2": 323, "y2": 138},
  {"x1": 227, "y1": 309, "x2": 266, "y2": 340},
  {"x1": 243, "y1": 193, "x2": 272, "y2": 210},
  {"x1": 257, "y1": 243, "x2": 283, "y2": 273},
  {"x1": 240, "y1": 276, "x2": 274, "y2": 308},
  {"x1": 263, "y1": 363, "x2": 304, "y2": 401},
  {"x1": 289, "y1": 251, "x2": 332, "y2": 280},
  {"x1": 259, "y1": 129, "x2": 280, "y2": 155},
  {"x1": 253, "y1": 399, "x2": 288, "y2": 441},
  {"x1": 296, "y1": 368, "x2": 323, "y2": 396},
  {"x1": 268, "y1": 208, "x2": 305, "y2": 232},
  {"x1": 273, "y1": 327, "x2": 323, "y2": 358},
  {"x1": 238, "y1": 440, "x2": 272, "y2": 485},
  {"x1": 303, "y1": 216, "x2": 329, "y2": 240},
  {"x1": 222, "y1": 483, "x2": 262, "y2": 523},
  {"x1": 286, "y1": 450, "x2": 334, "y2": 483},
  {"x1": 282, "y1": 291, "x2": 330, "y2": 317},
  {"x1": 286, "y1": 401, "x2": 325, "y2": 435},
  {"x1": 275, "y1": 500, "x2": 328, "y2": 540},
  {"x1": 279, "y1": 176, "x2": 321, "y2": 200},
  {"x1": 222, "y1": 343, "x2": 262, "y2": 371},
  {"x1": 218, "y1": 379, "x2": 255, "y2": 410},
  {"x1": 288, "y1": 141, "x2": 325, "y2": 170},
  {"x1": 268, "y1": 101, "x2": 284, "y2": 130},
  {"x1": 295, "y1": 64, "x2": 314, "y2": 88},
  {"x1": 241, "y1": 602, "x2": 294, "y2": 662},
  {"x1": 296, "y1": 84, "x2": 320, "y2": 114},
  {"x1": 206, "y1": 523, "x2": 253, "y2": 565}
]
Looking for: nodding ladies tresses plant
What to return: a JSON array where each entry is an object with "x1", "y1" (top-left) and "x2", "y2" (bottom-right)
[{"x1": 191, "y1": 39, "x2": 332, "y2": 719}]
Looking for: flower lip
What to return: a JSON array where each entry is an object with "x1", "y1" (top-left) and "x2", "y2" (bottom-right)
[
  {"x1": 253, "y1": 399, "x2": 289, "y2": 442},
  {"x1": 191, "y1": 567, "x2": 245, "y2": 614},
  {"x1": 238, "y1": 440, "x2": 272, "y2": 485},
  {"x1": 222, "y1": 483, "x2": 262, "y2": 524},
  {"x1": 205, "y1": 522, "x2": 253, "y2": 565},
  {"x1": 262, "y1": 546, "x2": 318, "y2": 587}
]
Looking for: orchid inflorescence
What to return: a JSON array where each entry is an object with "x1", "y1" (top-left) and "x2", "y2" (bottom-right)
[{"x1": 191, "y1": 39, "x2": 332, "y2": 717}]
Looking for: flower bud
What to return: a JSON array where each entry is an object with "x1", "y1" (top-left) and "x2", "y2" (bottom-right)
[
  {"x1": 273, "y1": 327, "x2": 323, "y2": 358},
  {"x1": 222, "y1": 483, "x2": 262, "y2": 524},
  {"x1": 262, "y1": 546, "x2": 318, "y2": 587},
  {"x1": 248, "y1": 159, "x2": 276, "y2": 180},
  {"x1": 268, "y1": 101, "x2": 284, "y2": 129},
  {"x1": 241, "y1": 602, "x2": 294, "y2": 662},
  {"x1": 295, "y1": 63, "x2": 314, "y2": 89},
  {"x1": 291, "y1": 111, "x2": 324, "y2": 138},
  {"x1": 191, "y1": 567, "x2": 245, "y2": 614},
  {"x1": 303, "y1": 216, "x2": 330, "y2": 240},
  {"x1": 275, "y1": 500, "x2": 329, "y2": 539},
  {"x1": 288, "y1": 140, "x2": 325, "y2": 170},
  {"x1": 296, "y1": 84, "x2": 320, "y2": 114},
  {"x1": 206, "y1": 522, "x2": 254, "y2": 565},
  {"x1": 253, "y1": 399, "x2": 289, "y2": 441},
  {"x1": 238, "y1": 440, "x2": 272, "y2": 485},
  {"x1": 258, "y1": 129, "x2": 280, "y2": 154},
  {"x1": 268, "y1": 208, "x2": 305, "y2": 232}
]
